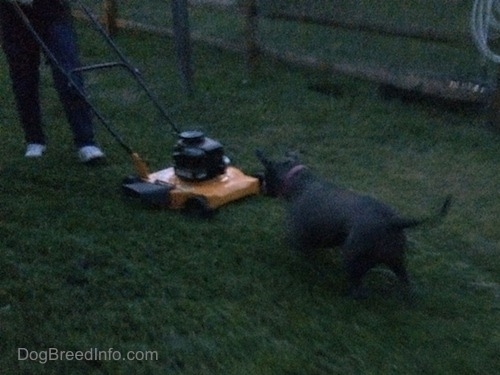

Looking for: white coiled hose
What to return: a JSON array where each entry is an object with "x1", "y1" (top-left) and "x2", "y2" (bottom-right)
[{"x1": 471, "y1": 0, "x2": 500, "y2": 63}]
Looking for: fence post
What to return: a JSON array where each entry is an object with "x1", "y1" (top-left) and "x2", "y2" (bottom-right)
[
  {"x1": 171, "y1": 0, "x2": 194, "y2": 95},
  {"x1": 243, "y1": 0, "x2": 259, "y2": 74},
  {"x1": 102, "y1": 0, "x2": 118, "y2": 36}
]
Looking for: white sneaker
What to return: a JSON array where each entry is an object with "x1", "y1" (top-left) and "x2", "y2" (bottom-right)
[
  {"x1": 78, "y1": 145, "x2": 105, "y2": 163},
  {"x1": 25, "y1": 144, "x2": 46, "y2": 158}
]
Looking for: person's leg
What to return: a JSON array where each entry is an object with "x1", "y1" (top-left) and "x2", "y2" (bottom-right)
[
  {"x1": 43, "y1": 17, "x2": 96, "y2": 148},
  {"x1": 0, "y1": 4, "x2": 45, "y2": 147}
]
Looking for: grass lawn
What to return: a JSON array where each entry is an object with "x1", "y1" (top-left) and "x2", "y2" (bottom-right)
[{"x1": 0, "y1": 2, "x2": 499, "y2": 374}]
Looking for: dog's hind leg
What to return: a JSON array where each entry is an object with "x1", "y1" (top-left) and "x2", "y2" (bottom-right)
[
  {"x1": 342, "y1": 226, "x2": 380, "y2": 298},
  {"x1": 342, "y1": 238, "x2": 374, "y2": 298},
  {"x1": 378, "y1": 231, "x2": 412, "y2": 286},
  {"x1": 344, "y1": 256, "x2": 375, "y2": 299}
]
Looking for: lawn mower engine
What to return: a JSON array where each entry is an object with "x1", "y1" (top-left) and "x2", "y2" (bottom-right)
[
  {"x1": 122, "y1": 130, "x2": 260, "y2": 214},
  {"x1": 173, "y1": 130, "x2": 228, "y2": 181}
]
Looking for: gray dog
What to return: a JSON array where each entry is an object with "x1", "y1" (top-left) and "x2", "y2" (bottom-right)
[{"x1": 256, "y1": 150, "x2": 451, "y2": 298}]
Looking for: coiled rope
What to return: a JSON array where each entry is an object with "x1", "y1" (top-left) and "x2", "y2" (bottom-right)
[{"x1": 471, "y1": 0, "x2": 500, "y2": 63}]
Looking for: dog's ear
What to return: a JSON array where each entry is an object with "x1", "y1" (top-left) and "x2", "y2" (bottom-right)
[{"x1": 255, "y1": 149, "x2": 271, "y2": 168}]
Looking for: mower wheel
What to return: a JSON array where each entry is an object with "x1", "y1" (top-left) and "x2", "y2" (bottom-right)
[{"x1": 184, "y1": 196, "x2": 214, "y2": 218}]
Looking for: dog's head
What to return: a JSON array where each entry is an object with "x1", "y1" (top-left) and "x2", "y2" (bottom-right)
[{"x1": 256, "y1": 150, "x2": 305, "y2": 197}]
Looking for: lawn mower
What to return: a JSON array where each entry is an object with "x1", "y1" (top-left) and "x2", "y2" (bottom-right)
[
  {"x1": 122, "y1": 130, "x2": 261, "y2": 215},
  {"x1": 12, "y1": 1, "x2": 261, "y2": 215}
]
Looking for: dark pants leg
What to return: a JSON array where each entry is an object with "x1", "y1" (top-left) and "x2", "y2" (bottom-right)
[
  {"x1": 0, "y1": 4, "x2": 45, "y2": 145},
  {"x1": 44, "y1": 20, "x2": 95, "y2": 147}
]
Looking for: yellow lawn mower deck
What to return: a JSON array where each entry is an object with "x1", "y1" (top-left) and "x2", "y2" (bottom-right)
[{"x1": 123, "y1": 165, "x2": 260, "y2": 212}]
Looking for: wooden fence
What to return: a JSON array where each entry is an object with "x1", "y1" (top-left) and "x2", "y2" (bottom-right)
[{"x1": 75, "y1": 0, "x2": 496, "y2": 114}]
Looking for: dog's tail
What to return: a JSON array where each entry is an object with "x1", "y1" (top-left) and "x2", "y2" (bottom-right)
[{"x1": 389, "y1": 195, "x2": 452, "y2": 230}]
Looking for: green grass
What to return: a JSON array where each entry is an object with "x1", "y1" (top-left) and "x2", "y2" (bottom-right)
[{"x1": 1, "y1": 2, "x2": 499, "y2": 374}]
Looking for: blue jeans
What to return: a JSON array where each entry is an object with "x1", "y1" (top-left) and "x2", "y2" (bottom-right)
[{"x1": 0, "y1": 2, "x2": 95, "y2": 147}]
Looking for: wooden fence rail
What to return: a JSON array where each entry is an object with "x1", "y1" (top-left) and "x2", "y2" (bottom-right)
[
  {"x1": 77, "y1": 0, "x2": 494, "y2": 109},
  {"x1": 265, "y1": 10, "x2": 470, "y2": 47}
]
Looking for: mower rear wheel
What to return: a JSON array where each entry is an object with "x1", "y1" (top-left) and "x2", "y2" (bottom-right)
[{"x1": 184, "y1": 196, "x2": 214, "y2": 218}]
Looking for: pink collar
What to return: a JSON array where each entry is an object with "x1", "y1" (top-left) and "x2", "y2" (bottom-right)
[{"x1": 280, "y1": 164, "x2": 307, "y2": 197}]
